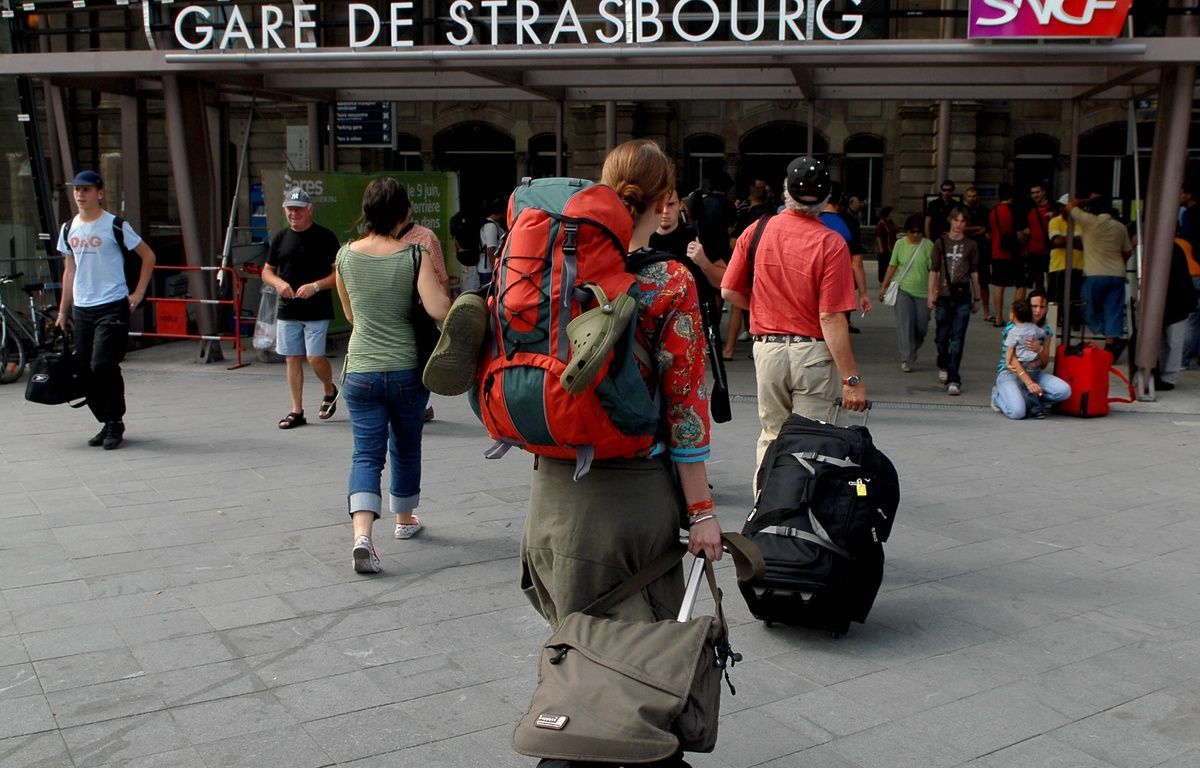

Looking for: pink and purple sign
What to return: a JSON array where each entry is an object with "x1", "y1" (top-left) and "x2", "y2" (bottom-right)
[{"x1": 968, "y1": 0, "x2": 1133, "y2": 39}]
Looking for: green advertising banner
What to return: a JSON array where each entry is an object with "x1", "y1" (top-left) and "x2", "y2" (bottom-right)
[{"x1": 261, "y1": 169, "x2": 462, "y2": 330}]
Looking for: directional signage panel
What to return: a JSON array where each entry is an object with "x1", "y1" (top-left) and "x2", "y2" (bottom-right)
[{"x1": 336, "y1": 102, "x2": 394, "y2": 148}]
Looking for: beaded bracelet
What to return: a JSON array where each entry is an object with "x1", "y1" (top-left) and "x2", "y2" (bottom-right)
[{"x1": 687, "y1": 513, "x2": 717, "y2": 527}]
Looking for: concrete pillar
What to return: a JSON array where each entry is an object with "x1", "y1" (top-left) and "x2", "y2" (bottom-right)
[
  {"x1": 163, "y1": 74, "x2": 222, "y2": 362},
  {"x1": 119, "y1": 95, "x2": 147, "y2": 233},
  {"x1": 1136, "y1": 63, "x2": 1195, "y2": 392}
]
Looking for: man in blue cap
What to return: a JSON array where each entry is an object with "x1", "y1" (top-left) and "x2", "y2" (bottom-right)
[
  {"x1": 55, "y1": 170, "x2": 157, "y2": 450},
  {"x1": 262, "y1": 186, "x2": 341, "y2": 429}
]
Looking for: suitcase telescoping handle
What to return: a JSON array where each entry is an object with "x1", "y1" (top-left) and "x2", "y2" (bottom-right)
[
  {"x1": 675, "y1": 533, "x2": 766, "y2": 621},
  {"x1": 677, "y1": 555, "x2": 709, "y2": 622},
  {"x1": 832, "y1": 397, "x2": 872, "y2": 426}
]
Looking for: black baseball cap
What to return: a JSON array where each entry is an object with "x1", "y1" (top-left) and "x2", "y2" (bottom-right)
[{"x1": 785, "y1": 157, "x2": 830, "y2": 205}]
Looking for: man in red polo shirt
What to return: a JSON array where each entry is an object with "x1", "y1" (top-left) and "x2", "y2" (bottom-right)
[
  {"x1": 1021, "y1": 181, "x2": 1053, "y2": 292},
  {"x1": 722, "y1": 156, "x2": 868, "y2": 469},
  {"x1": 987, "y1": 182, "x2": 1028, "y2": 327}
]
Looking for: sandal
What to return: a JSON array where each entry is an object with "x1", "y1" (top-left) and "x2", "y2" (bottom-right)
[
  {"x1": 984, "y1": 315, "x2": 996, "y2": 324},
  {"x1": 319, "y1": 385, "x2": 339, "y2": 420},
  {"x1": 278, "y1": 411, "x2": 306, "y2": 429}
]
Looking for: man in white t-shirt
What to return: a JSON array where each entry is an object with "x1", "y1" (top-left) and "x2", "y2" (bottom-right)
[
  {"x1": 477, "y1": 200, "x2": 505, "y2": 291},
  {"x1": 55, "y1": 170, "x2": 156, "y2": 450}
]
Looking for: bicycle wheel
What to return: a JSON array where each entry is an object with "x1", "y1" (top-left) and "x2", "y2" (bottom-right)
[{"x1": 0, "y1": 331, "x2": 26, "y2": 384}]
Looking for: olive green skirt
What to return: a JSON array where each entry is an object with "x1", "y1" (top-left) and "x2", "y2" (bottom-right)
[{"x1": 520, "y1": 456, "x2": 686, "y2": 630}]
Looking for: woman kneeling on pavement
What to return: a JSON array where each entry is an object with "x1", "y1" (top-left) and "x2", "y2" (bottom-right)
[
  {"x1": 520, "y1": 139, "x2": 723, "y2": 768},
  {"x1": 991, "y1": 289, "x2": 1071, "y2": 419},
  {"x1": 335, "y1": 178, "x2": 450, "y2": 573}
]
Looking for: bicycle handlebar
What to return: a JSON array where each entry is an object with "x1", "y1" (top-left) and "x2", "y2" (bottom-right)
[{"x1": 0, "y1": 272, "x2": 26, "y2": 283}]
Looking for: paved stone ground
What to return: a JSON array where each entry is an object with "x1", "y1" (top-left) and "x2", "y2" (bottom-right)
[{"x1": 1, "y1": 307, "x2": 1199, "y2": 767}]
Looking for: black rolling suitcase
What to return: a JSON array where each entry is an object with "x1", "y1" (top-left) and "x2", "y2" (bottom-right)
[{"x1": 738, "y1": 405, "x2": 899, "y2": 636}]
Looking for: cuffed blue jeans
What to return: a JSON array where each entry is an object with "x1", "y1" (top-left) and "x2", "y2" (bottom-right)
[{"x1": 342, "y1": 369, "x2": 429, "y2": 518}]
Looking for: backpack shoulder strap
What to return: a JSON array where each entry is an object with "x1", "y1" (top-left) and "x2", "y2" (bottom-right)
[
  {"x1": 746, "y1": 211, "x2": 774, "y2": 284},
  {"x1": 110, "y1": 215, "x2": 130, "y2": 255}
]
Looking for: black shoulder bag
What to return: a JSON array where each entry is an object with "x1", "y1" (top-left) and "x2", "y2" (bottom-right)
[{"x1": 25, "y1": 331, "x2": 88, "y2": 407}]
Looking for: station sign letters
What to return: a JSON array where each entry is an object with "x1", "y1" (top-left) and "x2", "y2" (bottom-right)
[
  {"x1": 170, "y1": 0, "x2": 867, "y2": 50},
  {"x1": 968, "y1": 0, "x2": 1133, "y2": 39}
]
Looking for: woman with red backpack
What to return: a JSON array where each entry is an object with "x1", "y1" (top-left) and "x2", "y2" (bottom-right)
[{"x1": 519, "y1": 140, "x2": 724, "y2": 637}]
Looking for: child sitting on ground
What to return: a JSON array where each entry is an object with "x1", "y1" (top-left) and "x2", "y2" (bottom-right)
[{"x1": 1004, "y1": 299, "x2": 1048, "y2": 418}]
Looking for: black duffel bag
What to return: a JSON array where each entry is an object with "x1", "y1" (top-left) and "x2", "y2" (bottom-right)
[
  {"x1": 25, "y1": 332, "x2": 87, "y2": 407},
  {"x1": 738, "y1": 411, "x2": 899, "y2": 635}
]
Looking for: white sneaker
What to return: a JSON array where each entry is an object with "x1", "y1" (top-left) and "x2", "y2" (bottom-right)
[
  {"x1": 736, "y1": 331, "x2": 751, "y2": 342},
  {"x1": 352, "y1": 535, "x2": 381, "y2": 573},
  {"x1": 900, "y1": 362, "x2": 913, "y2": 373},
  {"x1": 990, "y1": 401, "x2": 1001, "y2": 413},
  {"x1": 947, "y1": 382, "x2": 961, "y2": 396},
  {"x1": 395, "y1": 515, "x2": 422, "y2": 540},
  {"x1": 938, "y1": 369, "x2": 948, "y2": 383}
]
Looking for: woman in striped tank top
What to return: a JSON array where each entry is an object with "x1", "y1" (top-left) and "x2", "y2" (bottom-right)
[{"x1": 335, "y1": 178, "x2": 450, "y2": 574}]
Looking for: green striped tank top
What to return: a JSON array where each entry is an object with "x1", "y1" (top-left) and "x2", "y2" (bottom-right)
[{"x1": 336, "y1": 243, "x2": 421, "y2": 374}]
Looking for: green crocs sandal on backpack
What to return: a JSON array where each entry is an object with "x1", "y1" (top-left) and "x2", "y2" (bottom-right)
[
  {"x1": 423, "y1": 291, "x2": 489, "y2": 396},
  {"x1": 560, "y1": 285, "x2": 637, "y2": 395}
]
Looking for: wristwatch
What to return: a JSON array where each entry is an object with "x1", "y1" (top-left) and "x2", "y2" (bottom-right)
[{"x1": 842, "y1": 375, "x2": 861, "y2": 386}]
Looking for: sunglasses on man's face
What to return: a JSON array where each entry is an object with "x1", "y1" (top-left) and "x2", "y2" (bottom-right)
[{"x1": 941, "y1": 188, "x2": 954, "y2": 193}]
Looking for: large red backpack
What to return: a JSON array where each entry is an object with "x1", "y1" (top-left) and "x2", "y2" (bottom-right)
[{"x1": 469, "y1": 178, "x2": 661, "y2": 477}]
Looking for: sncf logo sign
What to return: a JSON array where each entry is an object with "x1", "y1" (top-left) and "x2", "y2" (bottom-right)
[{"x1": 969, "y1": 0, "x2": 1132, "y2": 38}]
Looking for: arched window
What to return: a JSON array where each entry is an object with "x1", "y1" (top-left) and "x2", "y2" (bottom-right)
[
  {"x1": 738, "y1": 122, "x2": 828, "y2": 202},
  {"x1": 842, "y1": 134, "x2": 885, "y2": 224},
  {"x1": 1014, "y1": 133, "x2": 1058, "y2": 198},
  {"x1": 528, "y1": 133, "x2": 567, "y2": 179},
  {"x1": 434, "y1": 122, "x2": 516, "y2": 209},
  {"x1": 683, "y1": 134, "x2": 725, "y2": 194}
]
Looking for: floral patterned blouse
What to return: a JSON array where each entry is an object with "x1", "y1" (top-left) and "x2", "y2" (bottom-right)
[{"x1": 631, "y1": 254, "x2": 711, "y2": 464}]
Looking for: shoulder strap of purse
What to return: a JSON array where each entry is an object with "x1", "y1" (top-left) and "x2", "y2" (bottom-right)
[
  {"x1": 581, "y1": 532, "x2": 766, "y2": 617},
  {"x1": 894, "y1": 237, "x2": 923, "y2": 284}
]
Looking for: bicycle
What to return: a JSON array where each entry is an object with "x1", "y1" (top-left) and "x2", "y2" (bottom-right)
[{"x1": 0, "y1": 272, "x2": 61, "y2": 384}]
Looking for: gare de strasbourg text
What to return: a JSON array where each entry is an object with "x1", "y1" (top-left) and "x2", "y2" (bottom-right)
[{"x1": 171, "y1": 0, "x2": 867, "y2": 50}]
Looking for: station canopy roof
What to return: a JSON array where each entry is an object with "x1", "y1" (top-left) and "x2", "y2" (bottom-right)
[{"x1": 2, "y1": 1, "x2": 1197, "y2": 103}]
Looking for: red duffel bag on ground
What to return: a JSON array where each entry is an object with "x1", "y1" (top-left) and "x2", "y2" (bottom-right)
[{"x1": 1053, "y1": 343, "x2": 1135, "y2": 418}]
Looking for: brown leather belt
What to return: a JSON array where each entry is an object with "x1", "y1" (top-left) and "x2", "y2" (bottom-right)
[{"x1": 753, "y1": 334, "x2": 818, "y2": 343}]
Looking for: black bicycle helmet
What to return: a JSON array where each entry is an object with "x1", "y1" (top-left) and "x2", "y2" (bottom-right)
[{"x1": 786, "y1": 156, "x2": 831, "y2": 204}]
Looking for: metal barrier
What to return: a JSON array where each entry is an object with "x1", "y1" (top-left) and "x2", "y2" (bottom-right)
[{"x1": 128, "y1": 265, "x2": 248, "y2": 370}]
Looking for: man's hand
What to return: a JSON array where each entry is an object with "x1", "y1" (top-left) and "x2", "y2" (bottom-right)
[
  {"x1": 277, "y1": 282, "x2": 296, "y2": 300},
  {"x1": 128, "y1": 291, "x2": 145, "y2": 311},
  {"x1": 294, "y1": 283, "x2": 318, "y2": 300},
  {"x1": 842, "y1": 382, "x2": 867, "y2": 412},
  {"x1": 55, "y1": 311, "x2": 70, "y2": 332},
  {"x1": 686, "y1": 239, "x2": 706, "y2": 265},
  {"x1": 687, "y1": 517, "x2": 724, "y2": 562},
  {"x1": 859, "y1": 294, "x2": 873, "y2": 314},
  {"x1": 927, "y1": 296, "x2": 937, "y2": 310}
]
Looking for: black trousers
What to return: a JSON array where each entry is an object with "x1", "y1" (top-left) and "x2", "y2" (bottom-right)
[{"x1": 73, "y1": 299, "x2": 129, "y2": 424}]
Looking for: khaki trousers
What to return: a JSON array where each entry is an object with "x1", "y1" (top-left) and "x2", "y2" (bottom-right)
[{"x1": 753, "y1": 339, "x2": 837, "y2": 472}]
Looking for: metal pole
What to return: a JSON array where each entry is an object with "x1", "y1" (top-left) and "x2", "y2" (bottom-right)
[
  {"x1": 218, "y1": 94, "x2": 257, "y2": 289},
  {"x1": 555, "y1": 100, "x2": 564, "y2": 176},
  {"x1": 1062, "y1": 101, "x2": 1080, "y2": 350},
  {"x1": 307, "y1": 103, "x2": 321, "y2": 171},
  {"x1": 807, "y1": 101, "x2": 815, "y2": 157},
  {"x1": 605, "y1": 100, "x2": 616, "y2": 154},
  {"x1": 935, "y1": 100, "x2": 951, "y2": 193}
]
